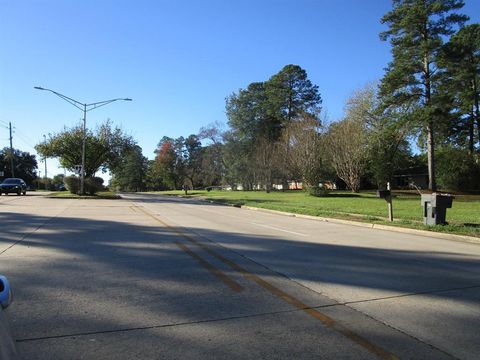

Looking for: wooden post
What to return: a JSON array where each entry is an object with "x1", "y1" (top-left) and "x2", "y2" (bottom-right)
[{"x1": 387, "y1": 182, "x2": 394, "y2": 222}]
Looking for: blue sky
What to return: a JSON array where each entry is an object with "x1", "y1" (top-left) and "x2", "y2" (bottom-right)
[{"x1": 1, "y1": 0, "x2": 479, "y2": 178}]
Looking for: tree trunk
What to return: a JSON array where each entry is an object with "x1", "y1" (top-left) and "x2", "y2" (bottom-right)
[
  {"x1": 423, "y1": 47, "x2": 436, "y2": 191},
  {"x1": 427, "y1": 122, "x2": 436, "y2": 191},
  {"x1": 469, "y1": 109, "x2": 475, "y2": 155}
]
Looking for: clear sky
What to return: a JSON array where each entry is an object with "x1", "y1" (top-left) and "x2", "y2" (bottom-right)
[{"x1": 1, "y1": 0, "x2": 479, "y2": 179}]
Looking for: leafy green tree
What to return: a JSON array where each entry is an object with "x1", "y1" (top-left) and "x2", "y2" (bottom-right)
[
  {"x1": 436, "y1": 145, "x2": 480, "y2": 190},
  {"x1": 110, "y1": 145, "x2": 148, "y2": 191},
  {"x1": 183, "y1": 134, "x2": 203, "y2": 188},
  {"x1": 380, "y1": 0, "x2": 468, "y2": 190},
  {"x1": 0, "y1": 147, "x2": 38, "y2": 184},
  {"x1": 153, "y1": 137, "x2": 182, "y2": 189},
  {"x1": 221, "y1": 131, "x2": 255, "y2": 190},
  {"x1": 226, "y1": 65, "x2": 321, "y2": 144},
  {"x1": 198, "y1": 144, "x2": 223, "y2": 187},
  {"x1": 225, "y1": 82, "x2": 262, "y2": 189},
  {"x1": 225, "y1": 65, "x2": 322, "y2": 189},
  {"x1": 226, "y1": 82, "x2": 271, "y2": 142},
  {"x1": 145, "y1": 160, "x2": 166, "y2": 191},
  {"x1": 35, "y1": 121, "x2": 136, "y2": 177}
]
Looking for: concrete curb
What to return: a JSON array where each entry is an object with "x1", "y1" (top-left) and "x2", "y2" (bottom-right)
[
  {"x1": 240, "y1": 205, "x2": 480, "y2": 245},
  {"x1": 185, "y1": 197, "x2": 480, "y2": 245}
]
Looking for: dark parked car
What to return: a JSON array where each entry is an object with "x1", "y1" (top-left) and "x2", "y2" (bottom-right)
[
  {"x1": 0, "y1": 178, "x2": 27, "y2": 196},
  {"x1": 0, "y1": 275, "x2": 18, "y2": 359}
]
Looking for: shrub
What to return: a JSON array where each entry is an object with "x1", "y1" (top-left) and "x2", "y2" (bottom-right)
[
  {"x1": 306, "y1": 185, "x2": 329, "y2": 197},
  {"x1": 63, "y1": 176, "x2": 104, "y2": 195},
  {"x1": 64, "y1": 176, "x2": 80, "y2": 194},
  {"x1": 84, "y1": 177, "x2": 104, "y2": 195}
]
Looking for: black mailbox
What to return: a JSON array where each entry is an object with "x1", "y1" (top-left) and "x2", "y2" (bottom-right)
[
  {"x1": 430, "y1": 194, "x2": 453, "y2": 208},
  {"x1": 376, "y1": 190, "x2": 391, "y2": 199}
]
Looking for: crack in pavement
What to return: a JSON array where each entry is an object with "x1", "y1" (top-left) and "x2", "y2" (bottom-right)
[
  {"x1": 14, "y1": 307, "x2": 328, "y2": 343},
  {"x1": 0, "y1": 200, "x2": 73, "y2": 256},
  {"x1": 340, "y1": 284, "x2": 480, "y2": 306}
]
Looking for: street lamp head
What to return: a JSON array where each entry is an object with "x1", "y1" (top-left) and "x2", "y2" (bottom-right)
[
  {"x1": 34, "y1": 86, "x2": 46, "y2": 90},
  {"x1": 124, "y1": 98, "x2": 132, "y2": 101}
]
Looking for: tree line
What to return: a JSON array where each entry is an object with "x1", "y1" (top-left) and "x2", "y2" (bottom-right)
[
  {"x1": 134, "y1": 1, "x2": 479, "y2": 194},
  {"x1": 29, "y1": 0, "x2": 479, "y2": 194}
]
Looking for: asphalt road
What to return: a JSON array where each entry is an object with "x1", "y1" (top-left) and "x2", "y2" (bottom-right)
[{"x1": 0, "y1": 192, "x2": 479, "y2": 359}]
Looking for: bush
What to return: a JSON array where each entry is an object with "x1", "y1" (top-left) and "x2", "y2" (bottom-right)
[
  {"x1": 84, "y1": 177, "x2": 104, "y2": 195},
  {"x1": 63, "y1": 176, "x2": 104, "y2": 195},
  {"x1": 64, "y1": 176, "x2": 80, "y2": 194},
  {"x1": 306, "y1": 185, "x2": 329, "y2": 197}
]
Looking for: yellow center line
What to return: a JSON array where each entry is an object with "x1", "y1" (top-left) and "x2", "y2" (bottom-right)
[
  {"x1": 134, "y1": 204, "x2": 398, "y2": 360},
  {"x1": 133, "y1": 205, "x2": 243, "y2": 293},
  {"x1": 129, "y1": 205, "x2": 139, "y2": 213},
  {"x1": 175, "y1": 240, "x2": 243, "y2": 293}
]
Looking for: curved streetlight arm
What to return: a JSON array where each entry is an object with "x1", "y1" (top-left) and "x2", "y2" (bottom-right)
[
  {"x1": 33, "y1": 86, "x2": 132, "y2": 195},
  {"x1": 34, "y1": 86, "x2": 85, "y2": 112},
  {"x1": 85, "y1": 98, "x2": 133, "y2": 112}
]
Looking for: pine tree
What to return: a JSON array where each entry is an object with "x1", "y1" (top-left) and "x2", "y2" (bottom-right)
[
  {"x1": 440, "y1": 24, "x2": 480, "y2": 153},
  {"x1": 380, "y1": 0, "x2": 468, "y2": 190}
]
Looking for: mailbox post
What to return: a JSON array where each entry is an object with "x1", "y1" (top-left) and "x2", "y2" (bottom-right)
[{"x1": 377, "y1": 182, "x2": 393, "y2": 222}]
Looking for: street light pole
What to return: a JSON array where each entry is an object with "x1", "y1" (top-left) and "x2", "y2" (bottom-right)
[
  {"x1": 9, "y1": 122, "x2": 14, "y2": 177},
  {"x1": 34, "y1": 86, "x2": 132, "y2": 194},
  {"x1": 43, "y1": 134, "x2": 47, "y2": 189},
  {"x1": 81, "y1": 104, "x2": 87, "y2": 195}
]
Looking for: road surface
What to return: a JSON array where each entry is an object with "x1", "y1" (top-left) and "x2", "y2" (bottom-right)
[{"x1": 0, "y1": 192, "x2": 479, "y2": 359}]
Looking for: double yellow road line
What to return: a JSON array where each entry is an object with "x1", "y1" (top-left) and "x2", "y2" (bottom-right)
[{"x1": 132, "y1": 204, "x2": 398, "y2": 360}]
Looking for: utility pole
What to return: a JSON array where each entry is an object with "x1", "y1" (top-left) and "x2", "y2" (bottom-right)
[{"x1": 9, "y1": 122, "x2": 14, "y2": 177}]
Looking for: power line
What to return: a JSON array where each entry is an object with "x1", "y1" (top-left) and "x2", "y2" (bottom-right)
[
  {"x1": 14, "y1": 127, "x2": 38, "y2": 148},
  {"x1": 14, "y1": 136, "x2": 36, "y2": 152},
  {"x1": 13, "y1": 131, "x2": 36, "y2": 149}
]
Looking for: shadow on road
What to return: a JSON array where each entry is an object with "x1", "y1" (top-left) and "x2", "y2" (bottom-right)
[{"x1": 0, "y1": 205, "x2": 479, "y2": 358}]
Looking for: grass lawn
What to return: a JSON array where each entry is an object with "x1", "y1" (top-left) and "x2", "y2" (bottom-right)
[{"x1": 156, "y1": 189, "x2": 480, "y2": 238}]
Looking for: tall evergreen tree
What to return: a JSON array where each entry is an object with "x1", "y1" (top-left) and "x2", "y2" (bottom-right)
[
  {"x1": 153, "y1": 137, "x2": 180, "y2": 189},
  {"x1": 226, "y1": 82, "x2": 271, "y2": 142},
  {"x1": 110, "y1": 145, "x2": 148, "y2": 192},
  {"x1": 183, "y1": 134, "x2": 203, "y2": 188},
  {"x1": 226, "y1": 65, "x2": 322, "y2": 143},
  {"x1": 380, "y1": 0, "x2": 468, "y2": 190},
  {"x1": 440, "y1": 24, "x2": 480, "y2": 153},
  {"x1": 265, "y1": 64, "x2": 322, "y2": 131}
]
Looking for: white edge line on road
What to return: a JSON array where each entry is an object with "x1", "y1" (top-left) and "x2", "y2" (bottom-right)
[{"x1": 250, "y1": 222, "x2": 307, "y2": 237}]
